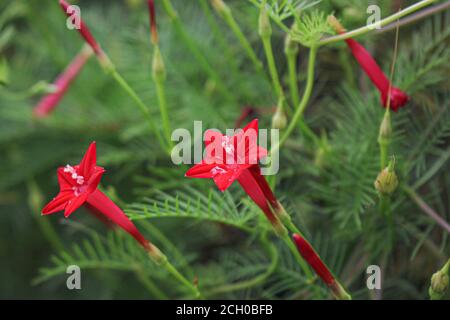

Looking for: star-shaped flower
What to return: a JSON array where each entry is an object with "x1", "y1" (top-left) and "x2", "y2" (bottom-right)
[
  {"x1": 186, "y1": 119, "x2": 267, "y2": 191},
  {"x1": 42, "y1": 142, "x2": 104, "y2": 217}
]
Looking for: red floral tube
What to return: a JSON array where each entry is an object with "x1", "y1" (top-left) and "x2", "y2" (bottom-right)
[
  {"x1": 292, "y1": 233, "x2": 335, "y2": 285},
  {"x1": 59, "y1": 0, "x2": 105, "y2": 58},
  {"x1": 292, "y1": 233, "x2": 351, "y2": 300},
  {"x1": 33, "y1": 46, "x2": 92, "y2": 118},
  {"x1": 147, "y1": 0, "x2": 158, "y2": 44},
  {"x1": 328, "y1": 15, "x2": 409, "y2": 111},
  {"x1": 86, "y1": 189, "x2": 150, "y2": 249}
]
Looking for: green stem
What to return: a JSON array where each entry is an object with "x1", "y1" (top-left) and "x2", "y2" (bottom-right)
[
  {"x1": 161, "y1": 258, "x2": 202, "y2": 298},
  {"x1": 139, "y1": 220, "x2": 194, "y2": 277},
  {"x1": 286, "y1": 51, "x2": 299, "y2": 107},
  {"x1": 220, "y1": 6, "x2": 263, "y2": 72},
  {"x1": 285, "y1": 49, "x2": 321, "y2": 145},
  {"x1": 199, "y1": 0, "x2": 238, "y2": 73},
  {"x1": 153, "y1": 70, "x2": 173, "y2": 148},
  {"x1": 161, "y1": 0, "x2": 232, "y2": 102},
  {"x1": 403, "y1": 186, "x2": 450, "y2": 235},
  {"x1": 109, "y1": 69, "x2": 167, "y2": 151},
  {"x1": 379, "y1": 138, "x2": 389, "y2": 169},
  {"x1": 272, "y1": 46, "x2": 317, "y2": 155},
  {"x1": 261, "y1": 35, "x2": 283, "y2": 100},
  {"x1": 319, "y1": 0, "x2": 438, "y2": 46}
]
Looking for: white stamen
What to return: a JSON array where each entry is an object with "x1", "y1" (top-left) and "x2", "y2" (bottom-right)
[
  {"x1": 64, "y1": 164, "x2": 85, "y2": 186},
  {"x1": 211, "y1": 166, "x2": 226, "y2": 176}
]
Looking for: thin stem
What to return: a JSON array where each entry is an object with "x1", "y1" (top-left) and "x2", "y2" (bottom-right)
[
  {"x1": 109, "y1": 69, "x2": 167, "y2": 151},
  {"x1": 261, "y1": 35, "x2": 283, "y2": 100},
  {"x1": 376, "y1": 1, "x2": 450, "y2": 34},
  {"x1": 219, "y1": 6, "x2": 263, "y2": 72},
  {"x1": 161, "y1": 258, "x2": 202, "y2": 298},
  {"x1": 286, "y1": 51, "x2": 299, "y2": 107},
  {"x1": 404, "y1": 186, "x2": 450, "y2": 235},
  {"x1": 153, "y1": 70, "x2": 173, "y2": 148},
  {"x1": 319, "y1": 0, "x2": 438, "y2": 46},
  {"x1": 199, "y1": 0, "x2": 238, "y2": 73},
  {"x1": 139, "y1": 220, "x2": 194, "y2": 277},
  {"x1": 285, "y1": 49, "x2": 321, "y2": 145},
  {"x1": 161, "y1": 0, "x2": 232, "y2": 102},
  {"x1": 272, "y1": 46, "x2": 317, "y2": 155}
]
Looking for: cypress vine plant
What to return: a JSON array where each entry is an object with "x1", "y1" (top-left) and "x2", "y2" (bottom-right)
[{"x1": 0, "y1": 0, "x2": 449, "y2": 299}]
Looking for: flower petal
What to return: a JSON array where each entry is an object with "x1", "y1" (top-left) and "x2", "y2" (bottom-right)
[
  {"x1": 86, "y1": 166, "x2": 105, "y2": 194},
  {"x1": 185, "y1": 162, "x2": 219, "y2": 178},
  {"x1": 57, "y1": 167, "x2": 77, "y2": 190},
  {"x1": 64, "y1": 192, "x2": 89, "y2": 217},
  {"x1": 42, "y1": 191, "x2": 74, "y2": 215},
  {"x1": 212, "y1": 169, "x2": 239, "y2": 191},
  {"x1": 78, "y1": 141, "x2": 97, "y2": 178}
]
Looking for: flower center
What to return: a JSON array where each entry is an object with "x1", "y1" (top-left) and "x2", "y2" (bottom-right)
[{"x1": 64, "y1": 165, "x2": 86, "y2": 195}]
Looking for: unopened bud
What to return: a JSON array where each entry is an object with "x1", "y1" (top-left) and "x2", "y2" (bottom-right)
[
  {"x1": 152, "y1": 46, "x2": 166, "y2": 81},
  {"x1": 258, "y1": 7, "x2": 272, "y2": 38},
  {"x1": 374, "y1": 160, "x2": 398, "y2": 195},
  {"x1": 284, "y1": 33, "x2": 299, "y2": 56},
  {"x1": 429, "y1": 271, "x2": 449, "y2": 300},
  {"x1": 272, "y1": 107, "x2": 287, "y2": 129},
  {"x1": 429, "y1": 260, "x2": 450, "y2": 300},
  {"x1": 211, "y1": 0, "x2": 230, "y2": 17}
]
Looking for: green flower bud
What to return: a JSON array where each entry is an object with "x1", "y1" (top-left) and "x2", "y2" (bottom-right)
[
  {"x1": 258, "y1": 7, "x2": 272, "y2": 38},
  {"x1": 374, "y1": 160, "x2": 398, "y2": 195},
  {"x1": 152, "y1": 46, "x2": 166, "y2": 81},
  {"x1": 429, "y1": 271, "x2": 449, "y2": 300}
]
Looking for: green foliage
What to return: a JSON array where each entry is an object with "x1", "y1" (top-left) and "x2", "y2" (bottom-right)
[{"x1": 0, "y1": 0, "x2": 449, "y2": 300}]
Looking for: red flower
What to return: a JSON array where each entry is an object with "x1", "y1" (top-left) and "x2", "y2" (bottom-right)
[
  {"x1": 186, "y1": 119, "x2": 283, "y2": 231},
  {"x1": 42, "y1": 142, "x2": 151, "y2": 250},
  {"x1": 328, "y1": 16, "x2": 409, "y2": 111},
  {"x1": 33, "y1": 46, "x2": 92, "y2": 118},
  {"x1": 59, "y1": 0, "x2": 103, "y2": 57}
]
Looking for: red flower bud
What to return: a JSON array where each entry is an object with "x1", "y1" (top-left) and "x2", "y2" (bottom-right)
[
  {"x1": 328, "y1": 15, "x2": 409, "y2": 111},
  {"x1": 147, "y1": 0, "x2": 158, "y2": 44},
  {"x1": 59, "y1": 0, "x2": 102, "y2": 56},
  {"x1": 292, "y1": 233, "x2": 335, "y2": 285},
  {"x1": 33, "y1": 46, "x2": 92, "y2": 118}
]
